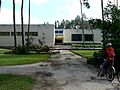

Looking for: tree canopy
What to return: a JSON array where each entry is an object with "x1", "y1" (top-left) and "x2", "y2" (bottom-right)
[{"x1": 103, "y1": 2, "x2": 120, "y2": 54}]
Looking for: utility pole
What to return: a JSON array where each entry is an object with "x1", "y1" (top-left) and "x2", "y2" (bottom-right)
[{"x1": 79, "y1": 0, "x2": 84, "y2": 46}]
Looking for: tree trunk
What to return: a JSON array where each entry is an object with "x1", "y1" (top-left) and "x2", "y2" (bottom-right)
[
  {"x1": 101, "y1": 0, "x2": 105, "y2": 47},
  {"x1": 116, "y1": 0, "x2": 118, "y2": 9},
  {"x1": 79, "y1": 0, "x2": 85, "y2": 46},
  {"x1": 21, "y1": 0, "x2": 24, "y2": 46},
  {"x1": 13, "y1": 0, "x2": 17, "y2": 48},
  {"x1": 28, "y1": 0, "x2": 30, "y2": 44},
  {"x1": 0, "y1": 0, "x2": 1, "y2": 11}
]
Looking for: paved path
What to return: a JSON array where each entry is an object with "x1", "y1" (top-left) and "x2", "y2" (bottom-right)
[{"x1": 0, "y1": 50, "x2": 120, "y2": 90}]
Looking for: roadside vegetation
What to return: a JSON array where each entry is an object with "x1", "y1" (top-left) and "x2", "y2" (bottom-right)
[
  {"x1": 0, "y1": 74, "x2": 33, "y2": 90},
  {"x1": 0, "y1": 49, "x2": 50, "y2": 66},
  {"x1": 71, "y1": 43, "x2": 102, "y2": 49},
  {"x1": 71, "y1": 50, "x2": 103, "y2": 68},
  {"x1": 71, "y1": 50, "x2": 98, "y2": 58},
  {"x1": 0, "y1": 49, "x2": 50, "y2": 90}
]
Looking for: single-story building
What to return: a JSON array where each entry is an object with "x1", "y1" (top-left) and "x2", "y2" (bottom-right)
[
  {"x1": 0, "y1": 24, "x2": 55, "y2": 48},
  {"x1": 0, "y1": 24, "x2": 102, "y2": 48},
  {"x1": 55, "y1": 29, "x2": 102, "y2": 44}
]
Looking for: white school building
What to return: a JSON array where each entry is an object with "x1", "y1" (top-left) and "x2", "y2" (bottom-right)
[
  {"x1": 0, "y1": 24, "x2": 102, "y2": 48},
  {"x1": 0, "y1": 24, "x2": 55, "y2": 48},
  {"x1": 55, "y1": 29, "x2": 102, "y2": 44}
]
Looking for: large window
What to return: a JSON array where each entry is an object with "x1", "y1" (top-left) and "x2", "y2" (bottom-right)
[
  {"x1": 85, "y1": 34, "x2": 93, "y2": 41},
  {"x1": 55, "y1": 31, "x2": 63, "y2": 33},
  {"x1": 11, "y1": 32, "x2": 38, "y2": 36},
  {"x1": 59, "y1": 31, "x2": 63, "y2": 33},
  {"x1": 72, "y1": 34, "x2": 82, "y2": 41},
  {"x1": 55, "y1": 31, "x2": 58, "y2": 33},
  {"x1": 25, "y1": 32, "x2": 38, "y2": 36},
  {"x1": 0, "y1": 32, "x2": 10, "y2": 36},
  {"x1": 11, "y1": 32, "x2": 22, "y2": 36}
]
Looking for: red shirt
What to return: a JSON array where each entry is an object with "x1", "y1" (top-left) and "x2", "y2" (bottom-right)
[{"x1": 105, "y1": 47, "x2": 115, "y2": 61}]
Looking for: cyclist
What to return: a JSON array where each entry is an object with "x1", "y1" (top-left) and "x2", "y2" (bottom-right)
[
  {"x1": 104, "y1": 43, "x2": 115, "y2": 65},
  {"x1": 100, "y1": 43, "x2": 115, "y2": 77}
]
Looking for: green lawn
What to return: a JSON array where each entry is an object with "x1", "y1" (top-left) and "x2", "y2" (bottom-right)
[
  {"x1": 0, "y1": 49, "x2": 11, "y2": 54},
  {"x1": 0, "y1": 49, "x2": 51, "y2": 90},
  {"x1": 71, "y1": 50, "x2": 98, "y2": 58},
  {"x1": 0, "y1": 49, "x2": 50, "y2": 66},
  {"x1": 0, "y1": 74, "x2": 33, "y2": 90}
]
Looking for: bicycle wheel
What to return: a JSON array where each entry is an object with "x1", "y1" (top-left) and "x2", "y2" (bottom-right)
[
  {"x1": 106, "y1": 65, "x2": 115, "y2": 82},
  {"x1": 117, "y1": 71, "x2": 120, "y2": 83},
  {"x1": 98, "y1": 65, "x2": 104, "y2": 77}
]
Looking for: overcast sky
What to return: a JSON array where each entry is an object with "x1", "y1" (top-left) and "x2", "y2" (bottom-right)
[{"x1": 0, "y1": 0, "x2": 119, "y2": 24}]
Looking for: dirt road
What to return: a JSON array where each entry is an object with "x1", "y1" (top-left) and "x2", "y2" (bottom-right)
[
  {"x1": 0, "y1": 50, "x2": 120, "y2": 90},
  {"x1": 32, "y1": 50, "x2": 120, "y2": 90}
]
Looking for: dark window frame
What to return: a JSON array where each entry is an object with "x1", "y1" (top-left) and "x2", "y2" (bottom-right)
[
  {"x1": 84, "y1": 34, "x2": 94, "y2": 41},
  {"x1": 59, "y1": 31, "x2": 63, "y2": 33},
  {"x1": 71, "y1": 34, "x2": 82, "y2": 41},
  {"x1": 0, "y1": 32, "x2": 10, "y2": 36}
]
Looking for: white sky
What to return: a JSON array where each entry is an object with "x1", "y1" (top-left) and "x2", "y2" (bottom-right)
[{"x1": 0, "y1": 0, "x2": 119, "y2": 24}]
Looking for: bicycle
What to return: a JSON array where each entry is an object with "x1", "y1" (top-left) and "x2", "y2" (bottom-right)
[
  {"x1": 116, "y1": 71, "x2": 120, "y2": 82},
  {"x1": 97, "y1": 58, "x2": 116, "y2": 82}
]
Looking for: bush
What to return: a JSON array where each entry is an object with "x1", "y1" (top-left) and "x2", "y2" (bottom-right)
[
  {"x1": 35, "y1": 45, "x2": 50, "y2": 53},
  {"x1": 12, "y1": 45, "x2": 29, "y2": 54},
  {"x1": 87, "y1": 50, "x2": 104, "y2": 68},
  {"x1": 4, "y1": 51, "x2": 13, "y2": 54}
]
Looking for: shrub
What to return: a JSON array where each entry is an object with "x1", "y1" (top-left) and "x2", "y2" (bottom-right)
[
  {"x1": 87, "y1": 50, "x2": 104, "y2": 68},
  {"x1": 12, "y1": 45, "x2": 29, "y2": 54},
  {"x1": 35, "y1": 45, "x2": 49, "y2": 53}
]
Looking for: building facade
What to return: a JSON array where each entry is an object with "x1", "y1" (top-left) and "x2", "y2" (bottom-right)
[
  {"x1": 55, "y1": 29, "x2": 102, "y2": 44},
  {"x1": 0, "y1": 24, "x2": 55, "y2": 48},
  {"x1": 0, "y1": 24, "x2": 102, "y2": 48}
]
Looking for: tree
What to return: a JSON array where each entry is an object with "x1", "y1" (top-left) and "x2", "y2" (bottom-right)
[
  {"x1": 27, "y1": 0, "x2": 30, "y2": 48},
  {"x1": 65, "y1": 20, "x2": 71, "y2": 29},
  {"x1": 88, "y1": 19, "x2": 102, "y2": 29},
  {"x1": 83, "y1": 0, "x2": 90, "y2": 9},
  {"x1": 13, "y1": 0, "x2": 17, "y2": 48},
  {"x1": 75, "y1": 15, "x2": 81, "y2": 28},
  {"x1": 103, "y1": 2, "x2": 120, "y2": 53},
  {"x1": 79, "y1": 0, "x2": 90, "y2": 46},
  {"x1": 21, "y1": 0, "x2": 24, "y2": 46},
  {"x1": 0, "y1": 0, "x2": 1, "y2": 11},
  {"x1": 101, "y1": 0, "x2": 105, "y2": 46}
]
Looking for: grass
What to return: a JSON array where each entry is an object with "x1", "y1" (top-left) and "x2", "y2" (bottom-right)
[
  {"x1": 0, "y1": 49, "x2": 50, "y2": 66},
  {"x1": 71, "y1": 50, "x2": 98, "y2": 58},
  {"x1": 0, "y1": 49, "x2": 11, "y2": 54},
  {"x1": 0, "y1": 74, "x2": 33, "y2": 90}
]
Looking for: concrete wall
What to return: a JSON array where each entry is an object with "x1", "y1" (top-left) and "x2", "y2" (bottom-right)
[
  {"x1": 63, "y1": 29, "x2": 102, "y2": 44},
  {"x1": 0, "y1": 24, "x2": 55, "y2": 47}
]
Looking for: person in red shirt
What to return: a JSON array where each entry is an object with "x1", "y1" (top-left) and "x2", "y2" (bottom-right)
[
  {"x1": 100, "y1": 43, "x2": 115, "y2": 77},
  {"x1": 105, "y1": 43, "x2": 115, "y2": 64}
]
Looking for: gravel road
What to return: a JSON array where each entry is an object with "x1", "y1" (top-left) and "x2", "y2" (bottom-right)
[{"x1": 0, "y1": 50, "x2": 120, "y2": 90}]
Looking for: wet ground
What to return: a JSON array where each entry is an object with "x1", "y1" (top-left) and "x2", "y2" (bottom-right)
[{"x1": 0, "y1": 50, "x2": 120, "y2": 90}]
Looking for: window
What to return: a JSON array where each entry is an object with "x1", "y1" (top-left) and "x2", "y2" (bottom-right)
[
  {"x1": 85, "y1": 34, "x2": 93, "y2": 41},
  {"x1": 72, "y1": 34, "x2": 82, "y2": 41},
  {"x1": 17, "y1": 32, "x2": 22, "y2": 36},
  {"x1": 25, "y1": 32, "x2": 38, "y2": 36},
  {"x1": 0, "y1": 32, "x2": 10, "y2": 36},
  {"x1": 55, "y1": 31, "x2": 63, "y2": 33},
  {"x1": 55, "y1": 31, "x2": 58, "y2": 33},
  {"x1": 11, "y1": 32, "x2": 14, "y2": 36},
  {"x1": 11, "y1": 32, "x2": 38, "y2": 36},
  {"x1": 11, "y1": 32, "x2": 22, "y2": 36},
  {"x1": 59, "y1": 31, "x2": 63, "y2": 33}
]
